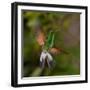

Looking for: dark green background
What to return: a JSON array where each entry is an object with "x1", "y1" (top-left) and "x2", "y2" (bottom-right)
[{"x1": 22, "y1": 11, "x2": 80, "y2": 77}]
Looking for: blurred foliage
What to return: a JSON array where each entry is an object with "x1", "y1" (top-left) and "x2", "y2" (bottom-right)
[{"x1": 22, "y1": 11, "x2": 80, "y2": 77}]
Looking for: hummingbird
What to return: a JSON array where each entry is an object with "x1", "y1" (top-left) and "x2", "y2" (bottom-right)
[{"x1": 33, "y1": 19, "x2": 68, "y2": 69}]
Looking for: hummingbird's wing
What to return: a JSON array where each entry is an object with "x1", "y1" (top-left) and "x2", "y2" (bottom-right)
[
  {"x1": 49, "y1": 47, "x2": 69, "y2": 55},
  {"x1": 36, "y1": 30, "x2": 45, "y2": 46},
  {"x1": 49, "y1": 48, "x2": 60, "y2": 55}
]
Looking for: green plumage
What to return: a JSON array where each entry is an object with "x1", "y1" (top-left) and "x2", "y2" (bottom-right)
[{"x1": 44, "y1": 31, "x2": 55, "y2": 50}]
